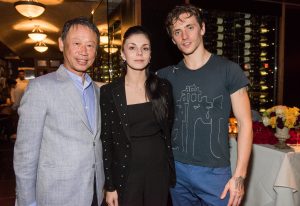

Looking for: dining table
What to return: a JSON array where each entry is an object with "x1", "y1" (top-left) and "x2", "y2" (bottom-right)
[{"x1": 230, "y1": 137, "x2": 300, "y2": 206}]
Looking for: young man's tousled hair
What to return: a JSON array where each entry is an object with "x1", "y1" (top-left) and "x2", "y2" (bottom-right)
[{"x1": 165, "y1": 4, "x2": 204, "y2": 37}]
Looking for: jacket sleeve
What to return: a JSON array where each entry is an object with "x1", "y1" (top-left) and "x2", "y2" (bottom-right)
[
  {"x1": 14, "y1": 80, "x2": 47, "y2": 206},
  {"x1": 165, "y1": 80, "x2": 174, "y2": 131},
  {"x1": 100, "y1": 86, "x2": 116, "y2": 191},
  {"x1": 162, "y1": 79, "x2": 176, "y2": 187}
]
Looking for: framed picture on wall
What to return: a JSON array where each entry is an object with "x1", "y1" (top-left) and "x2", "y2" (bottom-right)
[
  {"x1": 50, "y1": 60, "x2": 60, "y2": 67},
  {"x1": 37, "y1": 60, "x2": 48, "y2": 67}
]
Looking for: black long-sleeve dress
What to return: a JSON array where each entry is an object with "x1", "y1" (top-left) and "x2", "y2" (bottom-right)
[
  {"x1": 123, "y1": 102, "x2": 169, "y2": 205},
  {"x1": 100, "y1": 77, "x2": 175, "y2": 205}
]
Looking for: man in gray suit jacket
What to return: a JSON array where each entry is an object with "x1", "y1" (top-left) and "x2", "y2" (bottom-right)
[{"x1": 13, "y1": 17, "x2": 104, "y2": 206}]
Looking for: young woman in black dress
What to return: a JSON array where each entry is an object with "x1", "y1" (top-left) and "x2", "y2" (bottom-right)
[{"x1": 100, "y1": 26, "x2": 175, "y2": 206}]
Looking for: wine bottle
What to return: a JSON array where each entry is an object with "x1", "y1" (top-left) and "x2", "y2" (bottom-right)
[
  {"x1": 217, "y1": 17, "x2": 223, "y2": 25},
  {"x1": 260, "y1": 42, "x2": 268, "y2": 47},
  {"x1": 260, "y1": 51, "x2": 268, "y2": 56},
  {"x1": 217, "y1": 49, "x2": 223, "y2": 55},
  {"x1": 217, "y1": 33, "x2": 224, "y2": 40},
  {"x1": 260, "y1": 56, "x2": 268, "y2": 62},
  {"x1": 244, "y1": 13, "x2": 251, "y2": 19},
  {"x1": 217, "y1": 25, "x2": 224, "y2": 33},
  {"x1": 259, "y1": 94, "x2": 267, "y2": 99},
  {"x1": 245, "y1": 19, "x2": 251, "y2": 26},
  {"x1": 260, "y1": 27, "x2": 269, "y2": 34},
  {"x1": 244, "y1": 34, "x2": 251, "y2": 41},
  {"x1": 260, "y1": 70, "x2": 268, "y2": 76},
  {"x1": 261, "y1": 85, "x2": 270, "y2": 90}
]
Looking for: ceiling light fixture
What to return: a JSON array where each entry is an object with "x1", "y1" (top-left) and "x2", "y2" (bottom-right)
[
  {"x1": 103, "y1": 45, "x2": 118, "y2": 54},
  {"x1": 34, "y1": 41, "x2": 48, "y2": 53},
  {"x1": 28, "y1": 25, "x2": 47, "y2": 42},
  {"x1": 14, "y1": 0, "x2": 45, "y2": 19},
  {"x1": 100, "y1": 35, "x2": 109, "y2": 45}
]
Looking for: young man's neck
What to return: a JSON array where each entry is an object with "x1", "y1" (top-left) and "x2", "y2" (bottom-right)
[{"x1": 183, "y1": 49, "x2": 211, "y2": 70}]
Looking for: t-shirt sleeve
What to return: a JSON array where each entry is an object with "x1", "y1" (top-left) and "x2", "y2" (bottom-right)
[
  {"x1": 226, "y1": 62, "x2": 249, "y2": 94},
  {"x1": 156, "y1": 66, "x2": 172, "y2": 79}
]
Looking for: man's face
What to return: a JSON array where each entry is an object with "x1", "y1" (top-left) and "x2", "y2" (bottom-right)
[
  {"x1": 59, "y1": 24, "x2": 98, "y2": 77},
  {"x1": 18, "y1": 71, "x2": 25, "y2": 80},
  {"x1": 171, "y1": 13, "x2": 205, "y2": 56}
]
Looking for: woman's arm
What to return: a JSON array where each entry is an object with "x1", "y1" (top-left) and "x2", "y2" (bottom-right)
[{"x1": 100, "y1": 86, "x2": 116, "y2": 192}]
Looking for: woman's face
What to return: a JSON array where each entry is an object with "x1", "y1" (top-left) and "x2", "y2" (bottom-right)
[{"x1": 121, "y1": 33, "x2": 151, "y2": 71}]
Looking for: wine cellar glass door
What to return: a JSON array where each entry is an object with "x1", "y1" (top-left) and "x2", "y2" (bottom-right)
[{"x1": 203, "y1": 10, "x2": 278, "y2": 114}]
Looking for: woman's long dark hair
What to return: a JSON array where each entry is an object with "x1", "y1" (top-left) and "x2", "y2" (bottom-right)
[{"x1": 122, "y1": 26, "x2": 168, "y2": 121}]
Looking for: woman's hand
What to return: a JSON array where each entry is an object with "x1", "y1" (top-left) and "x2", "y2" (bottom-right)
[{"x1": 106, "y1": 190, "x2": 119, "y2": 206}]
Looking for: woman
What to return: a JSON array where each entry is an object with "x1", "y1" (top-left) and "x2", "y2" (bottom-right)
[{"x1": 100, "y1": 26, "x2": 175, "y2": 206}]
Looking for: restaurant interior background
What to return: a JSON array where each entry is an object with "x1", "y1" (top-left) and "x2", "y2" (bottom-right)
[
  {"x1": 0, "y1": 0, "x2": 299, "y2": 111},
  {"x1": 0, "y1": 0, "x2": 300, "y2": 206}
]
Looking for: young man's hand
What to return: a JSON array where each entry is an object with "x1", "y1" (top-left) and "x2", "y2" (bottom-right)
[{"x1": 220, "y1": 176, "x2": 245, "y2": 206}]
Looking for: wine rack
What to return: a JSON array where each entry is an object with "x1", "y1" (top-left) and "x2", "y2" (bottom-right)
[{"x1": 203, "y1": 10, "x2": 278, "y2": 113}]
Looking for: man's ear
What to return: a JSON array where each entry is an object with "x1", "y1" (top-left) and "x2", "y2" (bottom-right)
[
  {"x1": 58, "y1": 37, "x2": 64, "y2": 52},
  {"x1": 200, "y1": 22, "x2": 206, "y2": 36}
]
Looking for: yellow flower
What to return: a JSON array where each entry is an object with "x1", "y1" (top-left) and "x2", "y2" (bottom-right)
[
  {"x1": 285, "y1": 115, "x2": 296, "y2": 128},
  {"x1": 262, "y1": 106, "x2": 300, "y2": 129},
  {"x1": 275, "y1": 105, "x2": 287, "y2": 116},
  {"x1": 269, "y1": 116, "x2": 277, "y2": 128}
]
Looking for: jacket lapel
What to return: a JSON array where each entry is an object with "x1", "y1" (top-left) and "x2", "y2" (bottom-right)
[
  {"x1": 111, "y1": 77, "x2": 131, "y2": 141},
  {"x1": 56, "y1": 66, "x2": 93, "y2": 134}
]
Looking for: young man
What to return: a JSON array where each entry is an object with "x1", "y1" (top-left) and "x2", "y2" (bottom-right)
[
  {"x1": 14, "y1": 17, "x2": 104, "y2": 206},
  {"x1": 157, "y1": 4, "x2": 253, "y2": 206}
]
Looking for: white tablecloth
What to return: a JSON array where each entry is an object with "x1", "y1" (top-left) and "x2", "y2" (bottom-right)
[{"x1": 230, "y1": 138, "x2": 300, "y2": 206}]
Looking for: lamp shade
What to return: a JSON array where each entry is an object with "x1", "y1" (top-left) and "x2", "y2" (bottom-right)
[
  {"x1": 14, "y1": 0, "x2": 45, "y2": 18},
  {"x1": 34, "y1": 41, "x2": 48, "y2": 53},
  {"x1": 28, "y1": 25, "x2": 47, "y2": 41}
]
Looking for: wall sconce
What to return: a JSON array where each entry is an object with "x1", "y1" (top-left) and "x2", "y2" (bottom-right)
[
  {"x1": 34, "y1": 41, "x2": 48, "y2": 53},
  {"x1": 28, "y1": 25, "x2": 47, "y2": 42},
  {"x1": 14, "y1": 0, "x2": 45, "y2": 19}
]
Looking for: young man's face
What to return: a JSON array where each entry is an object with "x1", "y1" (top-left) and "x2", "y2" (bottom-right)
[
  {"x1": 171, "y1": 13, "x2": 205, "y2": 56},
  {"x1": 59, "y1": 24, "x2": 98, "y2": 77}
]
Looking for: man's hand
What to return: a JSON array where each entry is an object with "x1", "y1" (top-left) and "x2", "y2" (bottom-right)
[
  {"x1": 220, "y1": 176, "x2": 245, "y2": 206},
  {"x1": 105, "y1": 190, "x2": 119, "y2": 206}
]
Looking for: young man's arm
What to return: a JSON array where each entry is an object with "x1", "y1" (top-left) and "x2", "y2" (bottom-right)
[{"x1": 221, "y1": 87, "x2": 253, "y2": 206}]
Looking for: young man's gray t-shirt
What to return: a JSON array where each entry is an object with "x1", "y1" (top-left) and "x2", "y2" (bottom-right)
[{"x1": 157, "y1": 54, "x2": 249, "y2": 167}]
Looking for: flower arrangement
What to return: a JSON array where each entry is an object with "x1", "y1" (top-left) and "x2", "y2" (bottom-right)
[{"x1": 262, "y1": 105, "x2": 300, "y2": 129}]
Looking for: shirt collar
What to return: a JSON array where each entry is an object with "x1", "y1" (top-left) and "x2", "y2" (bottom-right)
[{"x1": 65, "y1": 67, "x2": 92, "y2": 89}]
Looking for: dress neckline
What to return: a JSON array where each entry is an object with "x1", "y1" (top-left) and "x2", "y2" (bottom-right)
[{"x1": 127, "y1": 101, "x2": 151, "y2": 106}]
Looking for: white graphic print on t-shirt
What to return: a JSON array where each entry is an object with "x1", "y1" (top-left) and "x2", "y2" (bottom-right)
[{"x1": 172, "y1": 84, "x2": 224, "y2": 159}]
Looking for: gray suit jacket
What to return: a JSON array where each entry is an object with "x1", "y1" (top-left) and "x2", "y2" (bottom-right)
[{"x1": 14, "y1": 66, "x2": 104, "y2": 206}]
